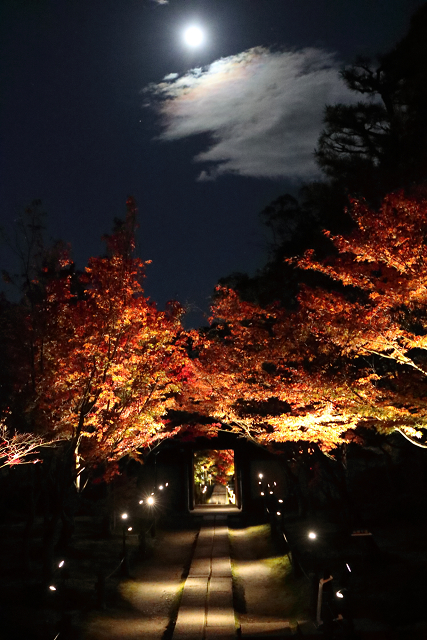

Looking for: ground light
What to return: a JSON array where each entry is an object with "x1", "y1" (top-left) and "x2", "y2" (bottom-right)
[
  {"x1": 308, "y1": 531, "x2": 317, "y2": 539},
  {"x1": 121, "y1": 513, "x2": 130, "y2": 576},
  {"x1": 147, "y1": 496, "x2": 155, "y2": 506}
]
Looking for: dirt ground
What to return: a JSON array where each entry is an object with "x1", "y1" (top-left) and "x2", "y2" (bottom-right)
[
  {"x1": 82, "y1": 519, "x2": 304, "y2": 639},
  {"x1": 2, "y1": 507, "x2": 427, "y2": 639},
  {"x1": 0, "y1": 515, "x2": 199, "y2": 640},
  {"x1": 82, "y1": 527, "x2": 198, "y2": 640}
]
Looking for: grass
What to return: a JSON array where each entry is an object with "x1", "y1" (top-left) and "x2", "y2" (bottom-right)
[{"x1": 229, "y1": 522, "x2": 311, "y2": 623}]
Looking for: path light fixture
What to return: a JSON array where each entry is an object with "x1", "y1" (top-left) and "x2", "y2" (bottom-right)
[
  {"x1": 308, "y1": 531, "x2": 317, "y2": 539},
  {"x1": 58, "y1": 560, "x2": 65, "y2": 568},
  {"x1": 258, "y1": 473, "x2": 263, "y2": 479},
  {"x1": 121, "y1": 513, "x2": 131, "y2": 576},
  {"x1": 139, "y1": 500, "x2": 143, "y2": 504},
  {"x1": 147, "y1": 496, "x2": 155, "y2": 506},
  {"x1": 336, "y1": 590, "x2": 344, "y2": 598},
  {"x1": 49, "y1": 585, "x2": 57, "y2": 591}
]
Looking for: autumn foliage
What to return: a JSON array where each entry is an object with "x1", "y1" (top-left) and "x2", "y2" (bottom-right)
[
  {"x1": 1, "y1": 201, "x2": 187, "y2": 485},
  {"x1": 34, "y1": 254, "x2": 187, "y2": 469},
  {"x1": 186, "y1": 189, "x2": 427, "y2": 450},
  {"x1": 296, "y1": 189, "x2": 427, "y2": 444},
  {"x1": 4, "y1": 190, "x2": 427, "y2": 467}
]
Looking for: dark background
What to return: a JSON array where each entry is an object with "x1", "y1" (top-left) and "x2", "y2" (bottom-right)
[{"x1": 1, "y1": 0, "x2": 422, "y2": 325}]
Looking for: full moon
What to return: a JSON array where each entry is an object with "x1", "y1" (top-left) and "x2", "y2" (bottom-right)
[{"x1": 183, "y1": 26, "x2": 204, "y2": 47}]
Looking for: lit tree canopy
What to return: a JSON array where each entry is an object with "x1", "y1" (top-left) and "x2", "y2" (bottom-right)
[
  {"x1": 32, "y1": 252, "x2": 189, "y2": 471},
  {"x1": 16, "y1": 201, "x2": 190, "y2": 479},
  {"x1": 296, "y1": 188, "x2": 427, "y2": 446},
  {"x1": 185, "y1": 189, "x2": 427, "y2": 451}
]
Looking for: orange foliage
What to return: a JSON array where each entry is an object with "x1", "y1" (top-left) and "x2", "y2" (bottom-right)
[
  {"x1": 183, "y1": 190, "x2": 427, "y2": 450},
  {"x1": 29, "y1": 228, "x2": 190, "y2": 474}
]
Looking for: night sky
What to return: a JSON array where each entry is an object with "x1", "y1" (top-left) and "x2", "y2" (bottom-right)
[{"x1": 1, "y1": 0, "x2": 423, "y2": 326}]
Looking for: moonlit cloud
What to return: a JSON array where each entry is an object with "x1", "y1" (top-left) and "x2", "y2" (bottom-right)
[
  {"x1": 144, "y1": 47, "x2": 357, "y2": 181},
  {"x1": 163, "y1": 73, "x2": 179, "y2": 81},
  {"x1": 151, "y1": 0, "x2": 168, "y2": 4}
]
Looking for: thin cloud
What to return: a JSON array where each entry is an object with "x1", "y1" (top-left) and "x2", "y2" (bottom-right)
[
  {"x1": 163, "y1": 72, "x2": 179, "y2": 81},
  {"x1": 144, "y1": 47, "x2": 356, "y2": 181}
]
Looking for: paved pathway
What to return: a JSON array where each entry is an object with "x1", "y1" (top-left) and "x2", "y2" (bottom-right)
[
  {"x1": 173, "y1": 514, "x2": 235, "y2": 639},
  {"x1": 171, "y1": 510, "x2": 322, "y2": 639}
]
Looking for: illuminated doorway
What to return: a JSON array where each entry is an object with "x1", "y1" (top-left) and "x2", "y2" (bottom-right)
[{"x1": 193, "y1": 449, "x2": 236, "y2": 506}]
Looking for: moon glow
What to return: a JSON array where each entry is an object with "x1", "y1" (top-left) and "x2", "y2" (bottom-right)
[{"x1": 184, "y1": 26, "x2": 204, "y2": 47}]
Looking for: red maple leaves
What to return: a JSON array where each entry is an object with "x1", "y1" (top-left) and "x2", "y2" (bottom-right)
[{"x1": 7, "y1": 189, "x2": 427, "y2": 467}]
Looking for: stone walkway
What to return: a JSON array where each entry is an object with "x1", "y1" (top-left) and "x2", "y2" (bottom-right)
[
  {"x1": 173, "y1": 514, "x2": 235, "y2": 639},
  {"x1": 171, "y1": 511, "x2": 321, "y2": 639}
]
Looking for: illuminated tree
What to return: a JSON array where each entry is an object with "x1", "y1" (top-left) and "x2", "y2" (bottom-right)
[
  {"x1": 177, "y1": 288, "x2": 353, "y2": 451},
  {"x1": 19, "y1": 199, "x2": 189, "y2": 579},
  {"x1": 193, "y1": 450, "x2": 234, "y2": 487},
  {"x1": 34, "y1": 251, "x2": 186, "y2": 472},
  {"x1": 0, "y1": 422, "x2": 48, "y2": 469},
  {"x1": 181, "y1": 190, "x2": 427, "y2": 455},
  {"x1": 296, "y1": 188, "x2": 427, "y2": 446}
]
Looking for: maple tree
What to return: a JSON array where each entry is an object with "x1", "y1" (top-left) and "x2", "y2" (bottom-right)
[
  {"x1": 183, "y1": 189, "x2": 427, "y2": 453},
  {"x1": 177, "y1": 288, "x2": 352, "y2": 451},
  {"x1": 30, "y1": 200, "x2": 189, "y2": 476},
  {"x1": 0, "y1": 421, "x2": 47, "y2": 469},
  {"x1": 296, "y1": 188, "x2": 427, "y2": 447},
  {"x1": 193, "y1": 450, "x2": 234, "y2": 487},
  {"x1": 11, "y1": 198, "x2": 192, "y2": 579}
]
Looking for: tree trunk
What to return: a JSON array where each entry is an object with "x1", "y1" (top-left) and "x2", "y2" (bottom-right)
[
  {"x1": 41, "y1": 442, "x2": 77, "y2": 584},
  {"x1": 22, "y1": 465, "x2": 40, "y2": 572}
]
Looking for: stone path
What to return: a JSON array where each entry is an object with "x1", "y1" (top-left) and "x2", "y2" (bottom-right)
[
  {"x1": 171, "y1": 511, "x2": 322, "y2": 639},
  {"x1": 173, "y1": 514, "x2": 235, "y2": 639}
]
